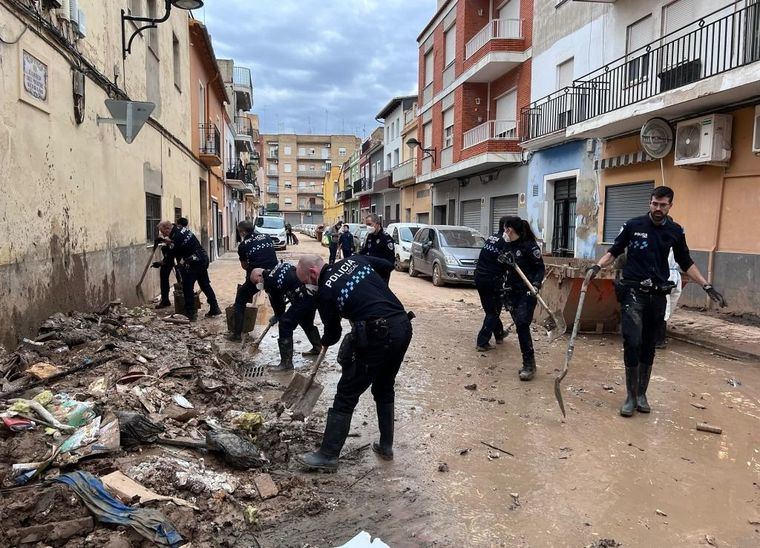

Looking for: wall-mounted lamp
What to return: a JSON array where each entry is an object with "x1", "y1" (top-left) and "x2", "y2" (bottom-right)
[
  {"x1": 406, "y1": 137, "x2": 436, "y2": 163},
  {"x1": 121, "y1": 0, "x2": 203, "y2": 59}
]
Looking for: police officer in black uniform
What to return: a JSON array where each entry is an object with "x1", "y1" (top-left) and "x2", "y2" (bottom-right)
[
  {"x1": 358, "y1": 214, "x2": 395, "y2": 284},
  {"x1": 338, "y1": 223, "x2": 355, "y2": 258},
  {"x1": 500, "y1": 216, "x2": 545, "y2": 381},
  {"x1": 157, "y1": 220, "x2": 221, "y2": 321},
  {"x1": 153, "y1": 217, "x2": 189, "y2": 309},
  {"x1": 226, "y1": 220, "x2": 278, "y2": 341},
  {"x1": 588, "y1": 186, "x2": 726, "y2": 417},
  {"x1": 249, "y1": 263, "x2": 322, "y2": 370},
  {"x1": 474, "y1": 216, "x2": 510, "y2": 351},
  {"x1": 295, "y1": 254, "x2": 413, "y2": 472}
]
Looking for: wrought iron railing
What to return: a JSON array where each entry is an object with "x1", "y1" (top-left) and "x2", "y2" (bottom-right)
[
  {"x1": 521, "y1": 1, "x2": 760, "y2": 141},
  {"x1": 199, "y1": 123, "x2": 220, "y2": 156},
  {"x1": 235, "y1": 116, "x2": 253, "y2": 137},
  {"x1": 233, "y1": 66, "x2": 252, "y2": 90},
  {"x1": 465, "y1": 18, "x2": 523, "y2": 59}
]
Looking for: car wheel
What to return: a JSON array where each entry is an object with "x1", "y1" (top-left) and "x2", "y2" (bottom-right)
[
  {"x1": 408, "y1": 257, "x2": 419, "y2": 277},
  {"x1": 432, "y1": 263, "x2": 445, "y2": 287},
  {"x1": 394, "y1": 254, "x2": 404, "y2": 272}
]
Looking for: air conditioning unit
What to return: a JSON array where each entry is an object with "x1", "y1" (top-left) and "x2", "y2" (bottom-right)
[
  {"x1": 752, "y1": 105, "x2": 760, "y2": 155},
  {"x1": 674, "y1": 114, "x2": 732, "y2": 167}
]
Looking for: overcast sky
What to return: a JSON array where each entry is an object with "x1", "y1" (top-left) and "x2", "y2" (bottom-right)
[{"x1": 199, "y1": 0, "x2": 436, "y2": 137}]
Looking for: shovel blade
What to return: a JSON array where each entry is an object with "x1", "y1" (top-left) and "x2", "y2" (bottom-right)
[
  {"x1": 545, "y1": 310, "x2": 567, "y2": 343},
  {"x1": 554, "y1": 377, "x2": 566, "y2": 417},
  {"x1": 281, "y1": 372, "x2": 324, "y2": 418}
]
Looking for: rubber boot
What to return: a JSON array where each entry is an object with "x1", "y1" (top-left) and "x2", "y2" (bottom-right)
[
  {"x1": 225, "y1": 307, "x2": 245, "y2": 342},
  {"x1": 372, "y1": 401, "x2": 395, "y2": 461},
  {"x1": 155, "y1": 300, "x2": 172, "y2": 310},
  {"x1": 655, "y1": 321, "x2": 667, "y2": 349},
  {"x1": 637, "y1": 363, "x2": 652, "y2": 413},
  {"x1": 298, "y1": 409, "x2": 352, "y2": 472},
  {"x1": 205, "y1": 303, "x2": 222, "y2": 318},
  {"x1": 620, "y1": 366, "x2": 638, "y2": 417},
  {"x1": 271, "y1": 338, "x2": 294, "y2": 371},
  {"x1": 302, "y1": 326, "x2": 322, "y2": 356},
  {"x1": 518, "y1": 355, "x2": 536, "y2": 381}
]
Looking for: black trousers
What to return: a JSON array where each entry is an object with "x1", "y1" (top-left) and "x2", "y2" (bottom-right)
[
  {"x1": 329, "y1": 243, "x2": 338, "y2": 264},
  {"x1": 475, "y1": 275, "x2": 504, "y2": 347},
  {"x1": 234, "y1": 277, "x2": 259, "y2": 317},
  {"x1": 506, "y1": 291, "x2": 537, "y2": 361},
  {"x1": 182, "y1": 261, "x2": 218, "y2": 317},
  {"x1": 332, "y1": 314, "x2": 413, "y2": 414},
  {"x1": 618, "y1": 285, "x2": 666, "y2": 369},
  {"x1": 341, "y1": 246, "x2": 353, "y2": 259},
  {"x1": 279, "y1": 296, "x2": 318, "y2": 339},
  {"x1": 159, "y1": 263, "x2": 173, "y2": 302}
]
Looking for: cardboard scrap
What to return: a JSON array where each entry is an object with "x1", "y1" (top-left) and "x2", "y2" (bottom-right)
[
  {"x1": 102, "y1": 471, "x2": 198, "y2": 510},
  {"x1": 27, "y1": 362, "x2": 63, "y2": 380}
]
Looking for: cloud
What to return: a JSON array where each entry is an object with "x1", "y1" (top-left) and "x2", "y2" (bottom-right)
[{"x1": 198, "y1": 0, "x2": 435, "y2": 136}]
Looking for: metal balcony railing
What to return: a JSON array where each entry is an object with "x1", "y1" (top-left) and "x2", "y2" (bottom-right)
[
  {"x1": 521, "y1": 1, "x2": 760, "y2": 141},
  {"x1": 463, "y1": 119, "x2": 517, "y2": 148},
  {"x1": 297, "y1": 186, "x2": 322, "y2": 194},
  {"x1": 233, "y1": 66, "x2": 252, "y2": 90},
  {"x1": 235, "y1": 116, "x2": 253, "y2": 137},
  {"x1": 465, "y1": 18, "x2": 523, "y2": 59},
  {"x1": 267, "y1": 186, "x2": 279, "y2": 194},
  {"x1": 199, "y1": 123, "x2": 220, "y2": 156}
]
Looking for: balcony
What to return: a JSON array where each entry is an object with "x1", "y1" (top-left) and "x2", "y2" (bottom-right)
[
  {"x1": 297, "y1": 186, "x2": 322, "y2": 195},
  {"x1": 266, "y1": 202, "x2": 279, "y2": 212},
  {"x1": 267, "y1": 169, "x2": 279, "y2": 177},
  {"x1": 266, "y1": 148, "x2": 279, "y2": 159},
  {"x1": 267, "y1": 185, "x2": 279, "y2": 195},
  {"x1": 297, "y1": 169, "x2": 327, "y2": 178},
  {"x1": 343, "y1": 187, "x2": 353, "y2": 201},
  {"x1": 298, "y1": 202, "x2": 323, "y2": 212},
  {"x1": 403, "y1": 108, "x2": 417, "y2": 127},
  {"x1": 392, "y1": 158, "x2": 417, "y2": 186},
  {"x1": 251, "y1": 129, "x2": 260, "y2": 144},
  {"x1": 373, "y1": 170, "x2": 393, "y2": 192},
  {"x1": 198, "y1": 123, "x2": 221, "y2": 167},
  {"x1": 297, "y1": 153, "x2": 330, "y2": 160},
  {"x1": 233, "y1": 66, "x2": 253, "y2": 111},
  {"x1": 521, "y1": 1, "x2": 760, "y2": 145},
  {"x1": 463, "y1": 119, "x2": 518, "y2": 148},
  {"x1": 462, "y1": 19, "x2": 528, "y2": 83}
]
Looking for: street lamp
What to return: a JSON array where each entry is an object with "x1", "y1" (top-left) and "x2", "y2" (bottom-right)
[
  {"x1": 406, "y1": 137, "x2": 436, "y2": 163},
  {"x1": 121, "y1": 0, "x2": 204, "y2": 59}
]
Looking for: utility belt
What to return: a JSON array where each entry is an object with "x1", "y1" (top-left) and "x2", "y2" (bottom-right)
[
  {"x1": 337, "y1": 311, "x2": 414, "y2": 374},
  {"x1": 617, "y1": 278, "x2": 676, "y2": 295}
]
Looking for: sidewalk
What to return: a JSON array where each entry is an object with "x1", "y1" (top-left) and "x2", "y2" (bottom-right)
[{"x1": 668, "y1": 308, "x2": 760, "y2": 361}]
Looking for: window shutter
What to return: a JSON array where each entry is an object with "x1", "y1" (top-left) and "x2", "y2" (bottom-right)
[
  {"x1": 626, "y1": 15, "x2": 654, "y2": 54},
  {"x1": 444, "y1": 26, "x2": 456, "y2": 66}
]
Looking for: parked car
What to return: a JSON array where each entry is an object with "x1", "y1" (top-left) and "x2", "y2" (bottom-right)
[
  {"x1": 353, "y1": 225, "x2": 369, "y2": 250},
  {"x1": 408, "y1": 225, "x2": 484, "y2": 286},
  {"x1": 254, "y1": 215, "x2": 287, "y2": 250},
  {"x1": 387, "y1": 223, "x2": 425, "y2": 271}
]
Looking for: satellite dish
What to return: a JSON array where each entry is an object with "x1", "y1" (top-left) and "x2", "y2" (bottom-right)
[
  {"x1": 640, "y1": 117, "x2": 674, "y2": 159},
  {"x1": 97, "y1": 100, "x2": 155, "y2": 144}
]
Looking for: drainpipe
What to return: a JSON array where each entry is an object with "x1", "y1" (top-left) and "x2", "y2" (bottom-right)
[{"x1": 706, "y1": 168, "x2": 727, "y2": 308}]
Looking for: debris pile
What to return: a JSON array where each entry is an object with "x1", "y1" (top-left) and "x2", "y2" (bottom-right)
[{"x1": 0, "y1": 304, "x2": 323, "y2": 546}]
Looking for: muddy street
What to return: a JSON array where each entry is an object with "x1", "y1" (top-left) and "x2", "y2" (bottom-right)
[{"x1": 1, "y1": 237, "x2": 758, "y2": 547}]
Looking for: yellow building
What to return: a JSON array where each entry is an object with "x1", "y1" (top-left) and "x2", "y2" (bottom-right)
[{"x1": 322, "y1": 166, "x2": 344, "y2": 226}]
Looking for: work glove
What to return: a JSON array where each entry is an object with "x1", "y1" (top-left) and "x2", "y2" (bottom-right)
[
  {"x1": 703, "y1": 284, "x2": 727, "y2": 308},
  {"x1": 586, "y1": 264, "x2": 601, "y2": 279},
  {"x1": 497, "y1": 251, "x2": 515, "y2": 266},
  {"x1": 151, "y1": 261, "x2": 163, "y2": 269},
  {"x1": 527, "y1": 281, "x2": 541, "y2": 295},
  {"x1": 267, "y1": 315, "x2": 279, "y2": 326}
]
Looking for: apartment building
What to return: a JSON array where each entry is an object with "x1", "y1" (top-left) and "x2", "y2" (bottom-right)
[
  {"x1": 340, "y1": 149, "x2": 363, "y2": 223},
  {"x1": 522, "y1": 0, "x2": 760, "y2": 313},
  {"x1": 261, "y1": 134, "x2": 360, "y2": 225},
  {"x1": 415, "y1": 0, "x2": 533, "y2": 235},
  {"x1": 322, "y1": 166, "x2": 344, "y2": 227}
]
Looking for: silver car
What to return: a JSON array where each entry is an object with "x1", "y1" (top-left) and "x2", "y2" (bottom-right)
[{"x1": 408, "y1": 225, "x2": 484, "y2": 286}]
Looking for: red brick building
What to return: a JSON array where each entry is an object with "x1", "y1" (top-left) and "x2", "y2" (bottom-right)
[{"x1": 415, "y1": 0, "x2": 533, "y2": 234}]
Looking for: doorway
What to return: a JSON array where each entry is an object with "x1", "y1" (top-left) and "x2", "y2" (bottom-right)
[{"x1": 551, "y1": 178, "x2": 577, "y2": 257}]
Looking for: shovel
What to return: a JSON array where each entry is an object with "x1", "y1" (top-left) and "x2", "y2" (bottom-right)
[
  {"x1": 510, "y1": 263, "x2": 567, "y2": 343},
  {"x1": 280, "y1": 346, "x2": 327, "y2": 418},
  {"x1": 554, "y1": 269, "x2": 595, "y2": 417},
  {"x1": 135, "y1": 243, "x2": 159, "y2": 302},
  {"x1": 249, "y1": 316, "x2": 278, "y2": 352}
]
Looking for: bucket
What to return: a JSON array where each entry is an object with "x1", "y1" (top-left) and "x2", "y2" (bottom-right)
[
  {"x1": 226, "y1": 305, "x2": 258, "y2": 333},
  {"x1": 173, "y1": 284, "x2": 202, "y2": 315}
]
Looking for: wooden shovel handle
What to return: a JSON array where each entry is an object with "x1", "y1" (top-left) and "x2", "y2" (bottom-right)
[{"x1": 302, "y1": 347, "x2": 328, "y2": 393}]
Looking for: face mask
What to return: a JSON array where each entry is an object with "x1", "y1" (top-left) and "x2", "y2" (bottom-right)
[
  {"x1": 304, "y1": 283, "x2": 319, "y2": 295},
  {"x1": 366, "y1": 225, "x2": 376, "y2": 234},
  {"x1": 255, "y1": 282, "x2": 264, "y2": 291},
  {"x1": 502, "y1": 232, "x2": 510, "y2": 243}
]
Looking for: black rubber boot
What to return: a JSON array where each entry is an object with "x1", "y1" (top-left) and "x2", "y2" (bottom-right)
[
  {"x1": 155, "y1": 300, "x2": 172, "y2": 309},
  {"x1": 226, "y1": 308, "x2": 245, "y2": 342},
  {"x1": 620, "y1": 366, "x2": 638, "y2": 417},
  {"x1": 298, "y1": 409, "x2": 352, "y2": 472},
  {"x1": 301, "y1": 326, "x2": 322, "y2": 356},
  {"x1": 655, "y1": 321, "x2": 667, "y2": 349},
  {"x1": 637, "y1": 363, "x2": 652, "y2": 413},
  {"x1": 205, "y1": 304, "x2": 222, "y2": 318},
  {"x1": 518, "y1": 355, "x2": 536, "y2": 381},
  {"x1": 372, "y1": 401, "x2": 395, "y2": 461},
  {"x1": 271, "y1": 338, "x2": 294, "y2": 371}
]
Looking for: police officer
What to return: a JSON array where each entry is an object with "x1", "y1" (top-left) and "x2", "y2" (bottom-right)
[
  {"x1": 338, "y1": 223, "x2": 355, "y2": 259},
  {"x1": 474, "y1": 216, "x2": 510, "y2": 351},
  {"x1": 249, "y1": 263, "x2": 322, "y2": 370},
  {"x1": 359, "y1": 214, "x2": 395, "y2": 284},
  {"x1": 226, "y1": 220, "x2": 278, "y2": 341},
  {"x1": 588, "y1": 186, "x2": 726, "y2": 417},
  {"x1": 500, "y1": 216, "x2": 545, "y2": 381},
  {"x1": 157, "y1": 220, "x2": 221, "y2": 321},
  {"x1": 153, "y1": 217, "x2": 189, "y2": 309},
  {"x1": 295, "y1": 254, "x2": 413, "y2": 472},
  {"x1": 328, "y1": 221, "x2": 343, "y2": 265}
]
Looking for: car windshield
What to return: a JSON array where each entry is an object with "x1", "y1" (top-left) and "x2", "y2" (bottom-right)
[
  {"x1": 399, "y1": 227, "x2": 420, "y2": 242},
  {"x1": 256, "y1": 217, "x2": 284, "y2": 229},
  {"x1": 439, "y1": 229, "x2": 484, "y2": 248}
]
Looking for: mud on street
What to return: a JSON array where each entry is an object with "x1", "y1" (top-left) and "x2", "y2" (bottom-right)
[{"x1": 1, "y1": 238, "x2": 758, "y2": 547}]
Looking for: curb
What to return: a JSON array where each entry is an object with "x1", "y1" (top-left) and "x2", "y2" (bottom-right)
[{"x1": 666, "y1": 330, "x2": 760, "y2": 362}]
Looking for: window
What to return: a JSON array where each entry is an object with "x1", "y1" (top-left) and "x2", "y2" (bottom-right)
[
  {"x1": 146, "y1": 0, "x2": 158, "y2": 54},
  {"x1": 393, "y1": 149, "x2": 400, "y2": 166},
  {"x1": 603, "y1": 182, "x2": 654, "y2": 242},
  {"x1": 172, "y1": 33, "x2": 181, "y2": 90},
  {"x1": 626, "y1": 15, "x2": 654, "y2": 83},
  {"x1": 499, "y1": 0, "x2": 520, "y2": 20},
  {"x1": 551, "y1": 179, "x2": 577, "y2": 257},
  {"x1": 174, "y1": 207, "x2": 182, "y2": 222},
  {"x1": 444, "y1": 25, "x2": 456, "y2": 67},
  {"x1": 423, "y1": 122, "x2": 432, "y2": 149},
  {"x1": 396, "y1": 118, "x2": 401, "y2": 137},
  {"x1": 298, "y1": 147, "x2": 306, "y2": 156},
  {"x1": 339, "y1": 147, "x2": 347, "y2": 156},
  {"x1": 284, "y1": 180, "x2": 292, "y2": 189},
  {"x1": 424, "y1": 50, "x2": 434, "y2": 86},
  {"x1": 284, "y1": 197, "x2": 293, "y2": 205},
  {"x1": 284, "y1": 163, "x2": 292, "y2": 173},
  {"x1": 284, "y1": 146, "x2": 292, "y2": 155},
  {"x1": 443, "y1": 108, "x2": 454, "y2": 148},
  {"x1": 386, "y1": 153, "x2": 392, "y2": 170},
  {"x1": 145, "y1": 193, "x2": 161, "y2": 242},
  {"x1": 556, "y1": 58, "x2": 574, "y2": 91}
]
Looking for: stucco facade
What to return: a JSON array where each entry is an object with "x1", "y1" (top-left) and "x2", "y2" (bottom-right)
[
  {"x1": 322, "y1": 166, "x2": 343, "y2": 226},
  {"x1": 0, "y1": 2, "x2": 204, "y2": 348}
]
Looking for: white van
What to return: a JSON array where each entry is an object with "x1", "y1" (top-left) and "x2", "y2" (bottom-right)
[
  {"x1": 254, "y1": 215, "x2": 287, "y2": 250},
  {"x1": 386, "y1": 222, "x2": 426, "y2": 271}
]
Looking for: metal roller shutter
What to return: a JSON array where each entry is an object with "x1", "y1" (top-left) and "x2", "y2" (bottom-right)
[
  {"x1": 603, "y1": 182, "x2": 654, "y2": 242},
  {"x1": 490, "y1": 195, "x2": 518, "y2": 234},
  {"x1": 284, "y1": 212, "x2": 301, "y2": 225},
  {"x1": 460, "y1": 199, "x2": 481, "y2": 232}
]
